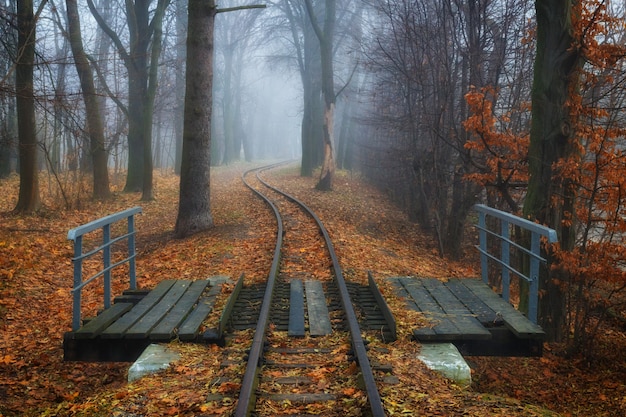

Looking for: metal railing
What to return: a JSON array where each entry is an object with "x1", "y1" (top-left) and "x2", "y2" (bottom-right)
[
  {"x1": 67, "y1": 207, "x2": 142, "y2": 331},
  {"x1": 474, "y1": 204, "x2": 558, "y2": 324}
]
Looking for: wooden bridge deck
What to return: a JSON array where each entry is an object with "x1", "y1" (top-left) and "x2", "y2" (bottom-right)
[
  {"x1": 64, "y1": 275, "x2": 544, "y2": 362},
  {"x1": 63, "y1": 277, "x2": 227, "y2": 362},
  {"x1": 391, "y1": 277, "x2": 545, "y2": 356}
]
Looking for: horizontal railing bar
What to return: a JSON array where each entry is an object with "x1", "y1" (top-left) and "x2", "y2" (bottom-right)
[
  {"x1": 475, "y1": 245, "x2": 533, "y2": 283},
  {"x1": 475, "y1": 204, "x2": 558, "y2": 242},
  {"x1": 474, "y1": 224, "x2": 548, "y2": 264},
  {"x1": 71, "y1": 231, "x2": 136, "y2": 262},
  {"x1": 67, "y1": 207, "x2": 142, "y2": 241},
  {"x1": 71, "y1": 254, "x2": 137, "y2": 293}
]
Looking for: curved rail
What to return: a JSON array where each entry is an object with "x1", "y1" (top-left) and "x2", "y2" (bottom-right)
[
  {"x1": 234, "y1": 161, "x2": 289, "y2": 417},
  {"x1": 235, "y1": 161, "x2": 385, "y2": 417}
]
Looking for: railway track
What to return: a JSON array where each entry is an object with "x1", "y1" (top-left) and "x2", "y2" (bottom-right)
[{"x1": 207, "y1": 162, "x2": 393, "y2": 417}]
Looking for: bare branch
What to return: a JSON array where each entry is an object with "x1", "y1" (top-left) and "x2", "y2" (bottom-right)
[{"x1": 217, "y1": 5, "x2": 266, "y2": 14}]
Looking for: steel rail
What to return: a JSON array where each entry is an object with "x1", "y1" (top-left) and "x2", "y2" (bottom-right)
[
  {"x1": 234, "y1": 161, "x2": 290, "y2": 417},
  {"x1": 236, "y1": 161, "x2": 386, "y2": 417}
]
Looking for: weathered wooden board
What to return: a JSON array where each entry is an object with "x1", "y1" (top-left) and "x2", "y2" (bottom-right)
[
  {"x1": 178, "y1": 283, "x2": 222, "y2": 341},
  {"x1": 421, "y1": 278, "x2": 491, "y2": 340},
  {"x1": 445, "y1": 279, "x2": 496, "y2": 324},
  {"x1": 398, "y1": 277, "x2": 464, "y2": 340},
  {"x1": 150, "y1": 280, "x2": 210, "y2": 340},
  {"x1": 389, "y1": 277, "x2": 545, "y2": 356},
  {"x1": 461, "y1": 279, "x2": 545, "y2": 339},
  {"x1": 74, "y1": 303, "x2": 133, "y2": 339},
  {"x1": 126, "y1": 280, "x2": 191, "y2": 339},
  {"x1": 288, "y1": 279, "x2": 305, "y2": 337},
  {"x1": 368, "y1": 272, "x2": 397, "y2": 341},
  {"x1": 101, "y1": 280, "x2": 176, "y2": 338},
  {"x1": 305, "y1": 280, "x2": 332, "y2": 336}
]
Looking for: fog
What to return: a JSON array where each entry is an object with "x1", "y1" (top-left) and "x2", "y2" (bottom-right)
[{"x1": 2, "y1": 0, "x2": 597, "y2": 254}]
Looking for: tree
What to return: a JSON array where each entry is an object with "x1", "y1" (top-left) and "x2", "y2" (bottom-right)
[
  {"x1": 304, "y1": 0, "x2": 336, "y2": 190},
  {"x1": 522, "y1": 0, "x2": 584, "y2": 341},
  {"x1": 175, "y1": 1, "x2": 265, "y2": 237},
  {"x1": 65, "y1": 0, "x2": 110, "y2": 200},
  {"x1": 14, "y1": 0, "x2": 41, "y2": 213},
  {"x1": 173, "y1": 0, "x2": 186, "y2": 175},
  {"x1": 360, "y1": 0, "x2": 524, "y2": 258},
  {"x1": 87, "y1": 0, "x2": 170, "y2": 200},
  {"x1": 0, "y1": 0, "x2": 17, "y2": 178},
  {"x1": 215, "y1": 1, "x2": 262, "y2": 165},
  {"x1": 464, "y1": 1, "x2": 626, "y2": 350},
  {"x1": 174, "y1": 0, "x2": 216, "y2": 238}
]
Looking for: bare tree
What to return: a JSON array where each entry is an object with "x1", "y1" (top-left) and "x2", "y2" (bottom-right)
[
  {"x1": 87, "y1": 0, "x2": 170, "y2": 200},
  {"x1": 65, "y1": 0, "x2": 110, "y2": 200},
  {"x1": 360, "y1": 0, "x2": 531, "y2": 258},
  {"x1": 14, "y1": 0, "x2": 42, "y2": 213},
  {"x1": 304, "y1": 0, "x2": 336, "y2": 190}
]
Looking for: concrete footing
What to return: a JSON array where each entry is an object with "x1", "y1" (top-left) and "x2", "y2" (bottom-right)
[
  {"x1": 417, "y1": 343, "x2": 471, "y2": 387},
  {"x1": 128, "y1": 344, "x2": 180, "y2": 382}
]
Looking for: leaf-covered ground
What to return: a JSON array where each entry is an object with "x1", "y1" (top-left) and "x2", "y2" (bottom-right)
[{"x1": 0, "y1": 162, "x2": 624, "y2": 416}]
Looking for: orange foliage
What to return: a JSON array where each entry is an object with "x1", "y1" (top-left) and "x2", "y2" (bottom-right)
[
  {"x1": 463, "y1": 86, "x2": 529, "y2": 210},
  {"x1": 464, "y1": 1, "x2": 626, "y2": 352},
  {"x1": 551, "y1": 1, "x2": 626, "y2": 292}
]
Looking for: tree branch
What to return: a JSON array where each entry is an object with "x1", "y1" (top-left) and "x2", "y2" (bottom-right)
[
  {"x1": 217, "y1": 5, "x2": 266, "y2": 14},
  {"x1": 303, "y1": 0, "x2": 323, "y2": 42},
  {"x1": 86, "y1": 0, "x2": 131, "y2": 64},
  {"x1": 85, "y1": 53, "x2": 129, "y2": 118}
]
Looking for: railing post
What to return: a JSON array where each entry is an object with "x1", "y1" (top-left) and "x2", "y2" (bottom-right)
[
  {"x1": 72, "y1": 236, "x2": 83, "y2": 332},
  {"x1": 528, "y1": 232, "x2": 541, "y2": 324},
  {"x1": 103, "y1": 224, "x2": 111, "y2": 309},
  {"x1": 500, "y1": 220, "x2": 510, "y2": 302},
  {"x1": 478, "y1": 212, "x2": 488, "y2": 284},
  {"x1": 128, "y1": 214, "x2": 137, "y2": 290}
]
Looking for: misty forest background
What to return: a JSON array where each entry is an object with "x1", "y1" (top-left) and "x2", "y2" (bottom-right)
[
  {"x1": 2, "y1": 0, "x2": 539, "y2": 255},
  {"x1": 4, "y1": 0, "x2": 626, "y2": 354}
]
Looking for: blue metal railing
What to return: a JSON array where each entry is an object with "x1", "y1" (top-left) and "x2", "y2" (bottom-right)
[
  {"x1": 67, "y1": 207, "x2": 142, "y2": 331},
  {"x1": 474, "y1": 204, "x2": 558, "y2": 324}
]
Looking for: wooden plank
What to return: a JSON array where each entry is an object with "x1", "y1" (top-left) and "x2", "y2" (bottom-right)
[
  {"x1": 398, "y1": 278, "x2": 463, "y2": 340},
  {"x1": 368, "y1": 272, "x2": 397, "y2": 341},
  {"x1": 179, "y1": 283, "x2": 222, "y2": 340},
  {"x1": 101, "y1": 280, "x2": 176, "y2": 339},
  {"x1": 461, "y1": 279, "x2": 545, "y2": 339},
  {"x1": 305, "y1": 280, "x2": 332, "y2": 336},
  {"x1": 149, "y1": 280, "x2": 210, "y2": 340},
  {"x1": 215, "y1": 273, "x2": 244, "y2": 337},
  {"x1": 445, "y1": 279, "x2": 496, "y2": 323},
  {"x1": 391, "y1": 278, "x2": 418, "y2": 310},
  {"x1": 74, "y1": 303, "x2": 133, "y2": 339},
  {"x1": 421, "y1": 279, "x2": 491, "y2": 340},
  {"x1": 288, "y1": 279, "x2": 305, "y2": 337},
  {"x1": 125, "y1": 280, "x2": 191, "y2": 339},
  {"x1": 267, "y1": 393, "x2": 336, "y2": 403}
]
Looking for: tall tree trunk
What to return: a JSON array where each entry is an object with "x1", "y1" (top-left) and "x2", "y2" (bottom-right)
[
  {"x1": 14, "y1": 0, "x2": 40, "y2": 213},
  {"x1": 141, "y1": 0, "x2": 167, "y2": 200},
  {"x1": 523, "y1": 0, "x2": 583, "y2": 341},
  {"x1": 222, "y1": 45, "x2": 236, "y2": 164},
  {"x1": 305, "y1": 0, "x2": 336, "y2": 191},
  {"x1": 174, "y1": 0, "x2": 186, "y2": 174},
  {"x1": 87, "y1": 0, "x2": 169, "y2": 198},
  {"x1": 66, "y1": 0, "x2": 110, "y2": 200},
  {"x1": 174, "y1": 0, "x2": 216, "y2": 238}
]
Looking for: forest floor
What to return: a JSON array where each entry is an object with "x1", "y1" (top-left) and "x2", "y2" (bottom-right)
[{"x1": 0, "y1": 162, "x2": 625, "y2": 416}]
